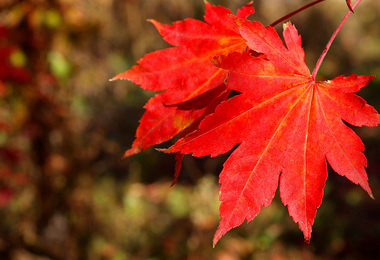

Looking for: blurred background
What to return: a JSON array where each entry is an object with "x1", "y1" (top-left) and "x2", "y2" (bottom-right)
[{"x1": 0, "y1": 0, "x2": 379, "y2": 259}]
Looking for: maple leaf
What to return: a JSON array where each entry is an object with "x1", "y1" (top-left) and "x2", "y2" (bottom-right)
[
  {"x1": 163, "y1": 17, "x2": 380, "y2": 245},
  {"x1": 111, "y1": 2, "x2": 254, "y2": 157}
]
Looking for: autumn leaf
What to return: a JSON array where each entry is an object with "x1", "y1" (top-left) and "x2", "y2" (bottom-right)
[
  {"x1": 111, "y1": 2, "x2": 254, "y2": 157},
  {"x1": 163, "y1": 17, "x2": 380, "y2": 245}
]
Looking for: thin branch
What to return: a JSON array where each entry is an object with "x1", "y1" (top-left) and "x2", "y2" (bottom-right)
[
  {"x1": 270, "y1": 0, "x2": 327, "y2": 27},
  {"x1": 312, "y1": 0, "x2": 362, "y2": 79}
]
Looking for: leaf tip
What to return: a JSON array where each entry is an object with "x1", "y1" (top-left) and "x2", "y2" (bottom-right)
[
  {"x1": 170, "y1": 153, "x2": 184, "y2": 186},
  {"x1": 109, "y1": 77, "x2": 117, "y2": 82},
  {"x1": 282, "y1": 21, "x2": 293, "y2": 31},
  {"x1": 109, "y1": 72, "x2": 128, "y2": 82},
  {"x1": 122, "y1": 152, "x2": 130, "y2": 159},
  {"x1": 123, "y1": 146, "x2": 141, "y2": 158},
  {"x1": 148, "y1": 19, "x2": 163, "y2": 30},
  {"x1": 236, "y1": 1, "x2": 255, "y2": 19},
  {"x1": 346, "y1": 0, "x2": 354, "y2": 13},
  {"x1": 204, "y1": 0, "x2": 212, "y2": 11},
  {"x1": 156, "y1": 148, "x2": 169, "y2": 153},
  {"x1": 212, "y1": 237, "x2": 219, "y2": 248},
  {"x1": 213, "y1": 226, "x2": 228, "y2": 247}
]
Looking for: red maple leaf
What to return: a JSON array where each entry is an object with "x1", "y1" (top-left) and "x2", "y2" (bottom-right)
[
  {"x1": 164, "y1": 17, "x2": 380, "y2": 245},
  {"x1": 111, "y1": 2, "x2": 254, "y2": 157}
]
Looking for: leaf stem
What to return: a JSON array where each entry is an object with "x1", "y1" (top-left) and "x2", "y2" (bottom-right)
[
  {"x1": 312, "y1": 0, "x2": 362, "y2": 80},
  {"x1": 270, "y1": 0, "x2": 327, "y2": 27}
]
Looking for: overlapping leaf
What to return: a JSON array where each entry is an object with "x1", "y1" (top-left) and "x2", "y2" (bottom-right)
[
  {"x1": 112, "y1": 2, "x2": 254, "y2": 157},
  {"x1": 164, "y1": 17, "x2": 380, "y2": 245}
]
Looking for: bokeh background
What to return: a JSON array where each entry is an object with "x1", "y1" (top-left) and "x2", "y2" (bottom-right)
[{"x1": 1, "y1": 0, "x2": 380, "y2": 259}]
